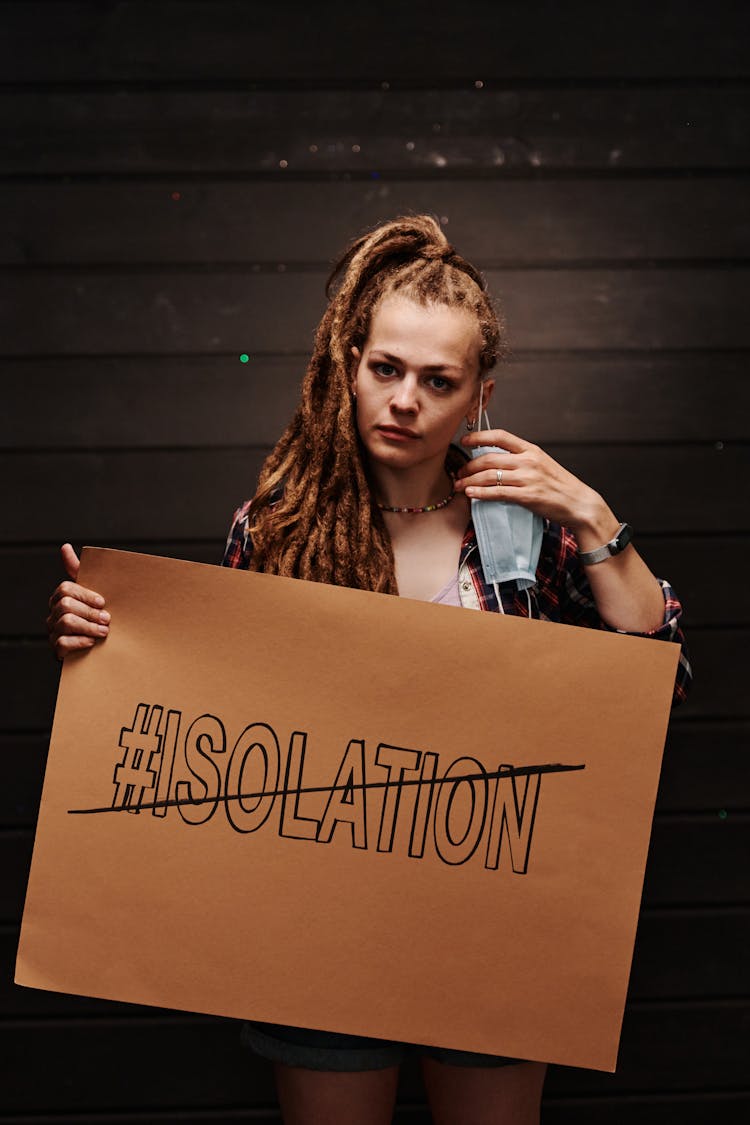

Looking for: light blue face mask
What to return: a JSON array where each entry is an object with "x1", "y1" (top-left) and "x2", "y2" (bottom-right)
[{"x1": 469, "y1": 382, "x2": 543, "y2": 592}]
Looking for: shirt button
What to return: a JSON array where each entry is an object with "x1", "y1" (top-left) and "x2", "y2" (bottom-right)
[{"x1": 461, "y1": 581, "x2": 471, "y2": 591}]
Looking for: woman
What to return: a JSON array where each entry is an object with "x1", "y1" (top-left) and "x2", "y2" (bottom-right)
[{"x1": 48, "y1": 215, "x2": 691, "y2": 1124}]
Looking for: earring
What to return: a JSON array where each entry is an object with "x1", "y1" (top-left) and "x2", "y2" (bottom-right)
[{"x1": 466, "y1": 417, "x2": 475, "y2": 431}]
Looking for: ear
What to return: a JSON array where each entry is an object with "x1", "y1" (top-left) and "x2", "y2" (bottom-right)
[
  {"x1": 467, "y1": 377, "x2": 495, "y2": 427},
  {"x1": 350, "y1": 345, "x2": 361, "y2": 393},
  {"x1": 481, "y1": 377, "x2": 496, "y2": 416}
]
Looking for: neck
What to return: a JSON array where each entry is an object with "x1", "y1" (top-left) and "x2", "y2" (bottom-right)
[{"x1": 368, "y1": 453, "x2": 453, "y2": 510}]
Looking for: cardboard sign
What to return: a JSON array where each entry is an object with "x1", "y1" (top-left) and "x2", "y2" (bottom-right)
[{"x1": 16, "y1": 548, "x2": 679, "y2": 1071}]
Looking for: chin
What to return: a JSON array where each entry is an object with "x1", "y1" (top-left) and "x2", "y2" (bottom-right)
[{"x1": 366, "y1": 437, "x2": 422, "y2": 465}]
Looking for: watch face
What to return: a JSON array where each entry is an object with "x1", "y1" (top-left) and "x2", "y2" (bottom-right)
[{"x1": 613, "y1": 523, "x2": 633, "y2": 553}]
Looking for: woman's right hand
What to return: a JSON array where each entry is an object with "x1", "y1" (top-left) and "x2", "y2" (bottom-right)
[{"x1": 47, "y1": 543, "x2": 110, "y2": 661}]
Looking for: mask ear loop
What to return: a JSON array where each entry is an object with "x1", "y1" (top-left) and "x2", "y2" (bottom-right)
[
  {"x1": 478, "y1": 380, "x2": 505, "y2": 614},
  {"x1": 478, "y1": 379, "x2": 492, "y2": 432}
]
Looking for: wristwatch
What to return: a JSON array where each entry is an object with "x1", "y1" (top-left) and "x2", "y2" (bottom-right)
[{"x1": 577, "y1": 522, "x2": 634, "y2": 566}]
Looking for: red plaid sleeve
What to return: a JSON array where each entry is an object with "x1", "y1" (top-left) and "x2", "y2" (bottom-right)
[
  {"x1": 537, "y1": 523, "x2": 692, "y2": 706},
  {"x1": 221, "y1": 500, "x2": 253, "y2": 570}
]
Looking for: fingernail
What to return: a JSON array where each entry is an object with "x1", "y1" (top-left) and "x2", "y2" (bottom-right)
[
  {"x1": 99, "y1": 611, "x2": 110, "y2": 623},
  {"x1": 98, "y1": 624, "x2": 109, "y2": 635},
  {"x1": 466, "y1": 488, "x2": 476, "y2": 497},
  {"x1": 93, "y1": 595, "x2": 105, "y2": 607}
]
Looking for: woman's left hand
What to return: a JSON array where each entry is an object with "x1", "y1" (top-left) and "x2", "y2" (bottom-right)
[
  {"x1": 456, "y1": 428, "x2": 613, "y2": 535},
  {"x1": 457, "y1": 429, "x2": 669, "y2": 634}
]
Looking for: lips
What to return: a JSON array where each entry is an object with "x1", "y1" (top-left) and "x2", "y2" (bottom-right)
[{"x1": 377, "y1": 425, "x2": 420, "y2": 441}]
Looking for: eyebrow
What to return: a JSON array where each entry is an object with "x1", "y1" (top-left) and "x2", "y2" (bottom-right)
[{"x1": 369, "y1": 350, "x2": 462, "y2": 373}]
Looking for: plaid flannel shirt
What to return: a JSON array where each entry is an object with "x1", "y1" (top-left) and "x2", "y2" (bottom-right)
[{"x1": 222, "y1": 503, "x2": 692, "y2": 707}]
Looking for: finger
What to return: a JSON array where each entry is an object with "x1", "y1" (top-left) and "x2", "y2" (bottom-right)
[
  {"x1": 463, "y1": 483, "x2": 529, "y2": 503},
  {"x1": 54, "y1": 635, "x2": 98, "y2": 661},
  {"x1": 455, "y1": 453, "x2": 517, "y2": 478},
  {"x1": 49, "y1": 610, "x2": 110, "y2": 639},
  {"x1": 48, "y1": 580, "x2": 105, "y2": 611},
  {"x1": 61, "y1": 543, "x2": 81, "y2": 581},
  {"x1": 455, "y1": 467, "x2": 521, "y2": 492},
  {"x1": 48, "y1": 594, "x2": 110, "y2": 626},
  {"x1": 461, "y1": 428, "x2": 529, "y2": 454}
]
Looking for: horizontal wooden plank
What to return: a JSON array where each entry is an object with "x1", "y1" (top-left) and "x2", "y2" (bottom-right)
[
  {"x1": 0, "y1": 1111, "x2": 287, "y2": 1125},
  {"x1": 547, "y1": 1002, "x2": 750, "y2": 1094},
  {"x1": 2, "y1": 87, "x2": 750, "y2": 174},
  {"x1": 2, "y1": 269, "x2": 747, "y2": 354},
  {"x1": 0, "y1": 449, "x2": 267, "y2": 543},
  {"x1": 1, "y1": 445, "x2": 745, "y2": 544},
  {"x1": 2, "y1": 352, "x2": 748, "y2": 450},
  {"x1": 0, "y1": 645, "x2": 60, "y2": 732},
  {"x1": 542, "y1": 1095, "x2": 750, "y2": 1125},
  {"x1": 675, "y1": 629, "x2": 747, "y2": 721},
  {"x1": 0, "y1": 357, "x2": 306, "y2": 449},
  {"x1": 635, "y1": 538, "x2": 748, "y2": 629},
  {"x1": 658, "y1": 722, "x2": 750, "y2": 810},
  {"x1": 642, "y1": 816, "x2": 750, "y2": 905},
  {"x1": 628, "y1": 908, "x2": 750, "y2": 999},
  {"x1": 0, "y1": 1003, "x2": 747, "y2": 1112},
  {"x1": 2, "y1": 1095, "x2": 749, "y2": 1125},
  {"x1": 4, "y1": 720, "x2": 748, "y2": 829},
  {"x1": 0, "y1": 1015, "x2": 273, "y2": 1114},
  {"x1": 3, "y1": 812, "x2": 747, "y2": 928},
  {"x1": 1, "y1": 1, "x2": 747, "y2": 82},
  {"x1": 4, "y1": 905, "x2": 747, "y2": 1017},
  {"x1": 3, "y1": 180, "x2": 750, "y2": 266}
]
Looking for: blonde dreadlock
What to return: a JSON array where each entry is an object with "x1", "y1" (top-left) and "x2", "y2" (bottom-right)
[{"x1": 245, "y1": 214, "x2": 506, "y2": 593}]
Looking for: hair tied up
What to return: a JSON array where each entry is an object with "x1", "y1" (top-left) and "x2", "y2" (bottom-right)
[{"x1": 418, "y1": 243, "x2": 456, "y2": 262}]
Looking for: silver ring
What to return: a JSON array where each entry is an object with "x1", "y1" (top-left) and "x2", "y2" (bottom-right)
[{"x1": 496, "y1": 469, "x2": 504, "y2": 485}]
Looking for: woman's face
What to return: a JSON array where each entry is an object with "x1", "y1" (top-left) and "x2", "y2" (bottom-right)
[{"x1": 351, "y1": 296, "x2": 492, "y2": 473}]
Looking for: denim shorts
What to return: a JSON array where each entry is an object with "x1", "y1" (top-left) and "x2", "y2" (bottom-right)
[{"x1": 241, "y1": 1021, "x2": 522, "y2": 1072}]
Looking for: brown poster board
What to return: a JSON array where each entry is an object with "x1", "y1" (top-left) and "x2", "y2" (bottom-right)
[{"x1": 16, "y1": 548, "x2": 679, "y2": 1071}]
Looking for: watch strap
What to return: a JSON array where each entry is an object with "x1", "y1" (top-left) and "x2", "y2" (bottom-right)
[{"x1": 578, "y1": 522, "x2": 633, "y2": 566}]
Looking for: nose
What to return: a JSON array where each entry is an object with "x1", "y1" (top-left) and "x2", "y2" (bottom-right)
[{"x1": 389, "y1": 374, "x2": 419, "y2": 414}]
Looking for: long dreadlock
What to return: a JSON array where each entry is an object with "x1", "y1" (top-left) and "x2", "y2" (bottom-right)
[{"x1": 245, "y1": 214, "x2": 506, "y2": 593}]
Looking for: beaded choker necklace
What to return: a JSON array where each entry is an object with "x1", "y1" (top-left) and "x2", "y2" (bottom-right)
[{"x1": 376, "y1": 480, "x2": 456, "y2": 514}]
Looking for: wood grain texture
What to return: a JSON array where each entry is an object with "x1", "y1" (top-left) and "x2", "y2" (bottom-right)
[
  {"x1": 0, "y1": 1003, "x2": 747, "y2": 1113},
  {"x1": 1, "y1": 1, "x2": 748, "y2": 81},
  {"x1": 1, "y1": 445, "x2": 743, "y2": 543},
  {"x1": 657, "y1": 722, "x2": 750, "y2": 810},
  {"x1": 2, "y1": 1, "x2": 747, "y2": 1114},
  {"x1": 3, "y1": 87, "x2": 750, "y2": 174},
  {"x1": 3, "y1": 181, "x2": 749, "y2": 266},
  {"x1": 3, "y1": 353, "x2": 748, "y2": 448},
  {"x1": 2, "y1": 269, "x2": 746, "y2": 354},
  {"x1": 1, "y1": 1095, "x2": 749, "y2": 1125}
]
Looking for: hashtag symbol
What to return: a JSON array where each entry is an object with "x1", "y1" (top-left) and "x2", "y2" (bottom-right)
[{"x1": 112, "y1": 703, "x2": 163, "y2": 814}]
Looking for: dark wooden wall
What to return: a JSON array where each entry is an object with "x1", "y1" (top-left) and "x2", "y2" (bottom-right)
[{"x1": 2, "y1": 1, "x2": 748, "y2": 1120}]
